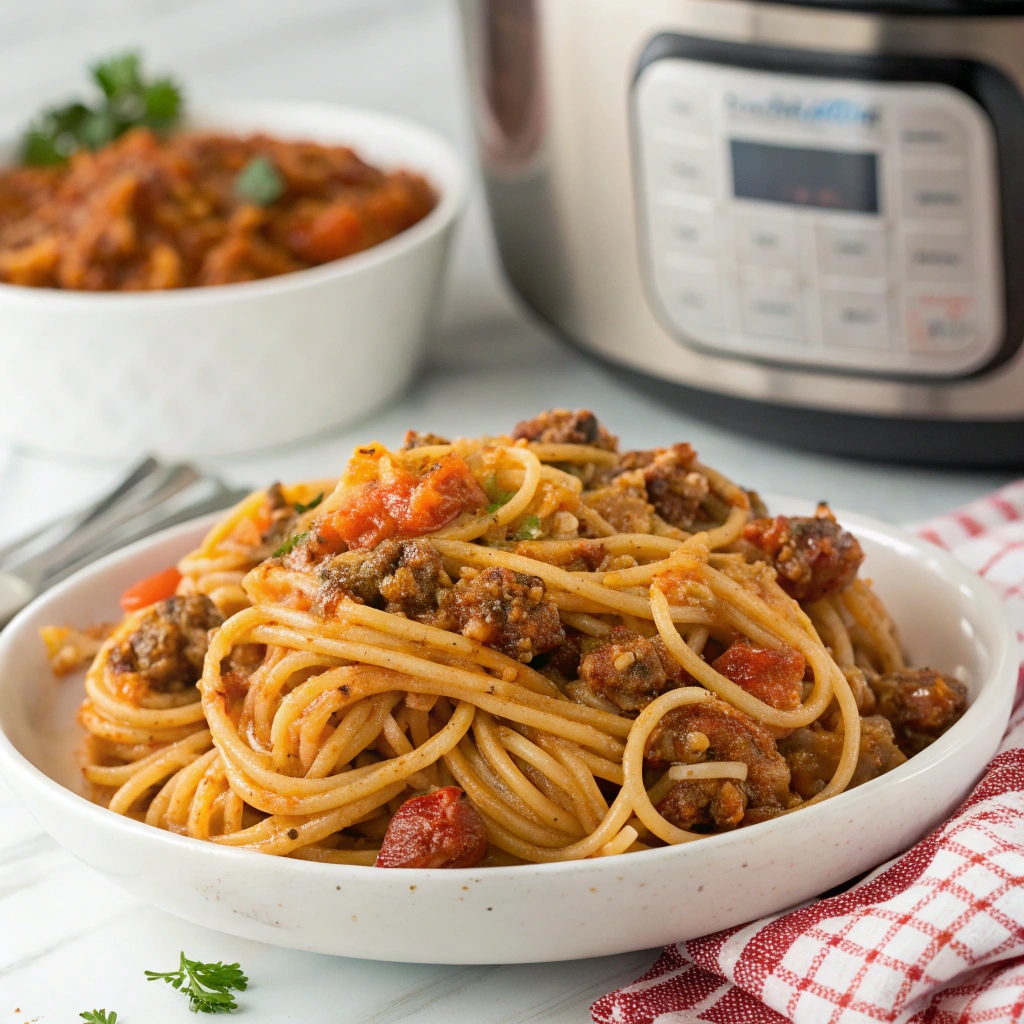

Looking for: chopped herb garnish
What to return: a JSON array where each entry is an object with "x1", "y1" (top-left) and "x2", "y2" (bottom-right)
[
  {"x1": 513, "y1": 515, "x2": 542, "y2": 541},
  {"x1": 234, "y1": 155, "x2": 285, "y2": 206},
  {"x1": 273, "y1": 531, "x2": 309, "y2": 558},
  {"x1": 145, "y1": 951, "x2": 248, "y2": 1014},
  {"x1": 483, "y1": 473, "x2": 515, "y2": 514},
  {"x1": 294, "y1": 492, "x2": 324, "y2": 515},
  {"x1": 80, "y1": 1012, "x2": 117, "y2": 1024},
  {"x1": 21, "y1": 51, "x2": 183, "y2": 166}
]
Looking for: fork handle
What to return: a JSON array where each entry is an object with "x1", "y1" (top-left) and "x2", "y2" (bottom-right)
[{"x1": 0, "y1": 455, "x2": 161, "y2": 568}]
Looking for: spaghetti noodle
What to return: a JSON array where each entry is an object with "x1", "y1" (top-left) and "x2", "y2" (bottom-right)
[{"x1": 69, "y1": 410, "x2": 968, "y2": 867}]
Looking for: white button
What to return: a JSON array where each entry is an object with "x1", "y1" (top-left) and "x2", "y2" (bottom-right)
[
  {"x1": 651, "y1": 204, "x2": 718, "y2": 260},
  {"x1": 817, "y1": 224, "x2": 887, "y2": 278},
  {"x1": 904, "y1": 232, "x2": 974, "y2": 283},
  {"x1": 740, "y1": 281, "x2": 803, "y2": 341},
  {"x1": 899, "y1": 109, "x2": 967, "y2": 159},
  {"x1": 902, "y1": 168, "x2": 970, "y2": 220},
  {"x1": 734, "y1": 213, "x2": 798, "y2": 271},
  {"x1": 821, "y1": 291, "x2": 889, "y2": 350},
  {"x1": 657, "y1": 263, "x2": 724, "y2": 329},
  {"x1": 640, "y1": 78, "x2": 711, "y2": 137},
  {"x1": 906, "y1": 293, "x2": 978, "y2": 353},
  {"x1": 646, "y1": 139, "x2": 715, "y2": 197}
]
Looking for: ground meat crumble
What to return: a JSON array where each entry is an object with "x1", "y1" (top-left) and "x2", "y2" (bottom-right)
[
  {"x1": 577, "y1": 625, "x2": 691, "y2": 712},
  {"x1": 439, "y1": 566, "x2": 564, "y2": 662},
  {"x1": 869, "y1": 667, "x2": 968, "y2": 756},
  {"x1": 742, "y1": 506, "x2": 864, "y2": 603},
  {"x1": 109, "y1": 594, "x2": 223, "y2": 693},
  {"x1": 512, "y1": 409, "x2": 618, "y2": 451},
  {"x1": 313, "y1": 538, "x2": 452, "y2": 620},
  {"x1": 645, "y1": 697, "x2": 793, "y2": 830}
]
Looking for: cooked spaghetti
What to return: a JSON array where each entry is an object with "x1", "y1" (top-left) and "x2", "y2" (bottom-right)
[{"x1": 69, "y1": 410, "x2": 968, "y2": 867}]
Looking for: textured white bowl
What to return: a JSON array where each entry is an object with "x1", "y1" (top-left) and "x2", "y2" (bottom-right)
[
  {"x1": 0, "y1": 101, "x2": 465, "y2": 459},
  {"x1": 0, "y1": 499, "x2": 1015, "y2": 964}
]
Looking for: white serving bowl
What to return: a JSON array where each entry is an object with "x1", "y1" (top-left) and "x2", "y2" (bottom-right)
[
  {"x1": 0, "y1": 499, "x2": 1015, "y2": 964},
  {"x1": 0, "y1": 101, "x2": 465, "y2": 459}
]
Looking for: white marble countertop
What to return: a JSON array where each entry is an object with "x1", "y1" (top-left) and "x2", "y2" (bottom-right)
[{"x1": 0, "y1": 1, "x2": 1015, "y2": 1020}]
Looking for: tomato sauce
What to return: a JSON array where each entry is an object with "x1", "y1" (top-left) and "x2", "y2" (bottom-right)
[{"x1": 0, "y1": 128, "x2": 436, "y2": 290}]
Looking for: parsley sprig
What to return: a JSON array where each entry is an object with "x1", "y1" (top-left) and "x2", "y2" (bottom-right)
[
  {"x1": 146, "y1": 951, "x2": 248, "y2": 1013},
  {"x1": 483, "y1": 473, "x2": 515, "y2": 514},
  {"x1": 22, "y1": 51, "x2": 183, "y2": 166},
  {"x1": 294, "y1": 492, "x2": 324, "y2": 515},
  {"x1": 80, "y1": 1012, "x2": 117, "y2": 1024},
  {"x1": 273, "y1": 530, "x2": 309, "y2": 558},
  {"x1": 234, "y1": 155, "x2": 285, "y2": 207}
]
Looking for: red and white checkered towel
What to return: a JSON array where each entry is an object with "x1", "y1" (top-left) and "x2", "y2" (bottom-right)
[{"x1": 593, "y1": 481, "x2": 1024, "y2": 1024}]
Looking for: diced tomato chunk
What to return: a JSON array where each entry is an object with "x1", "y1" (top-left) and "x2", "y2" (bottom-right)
[
  {"x1": 120, "y1": 566, "x2": 182, "y2": 612},
  {"x1": 319, "y1": 452, "x2": 487, "y2": 551},
  {"x1": 375, "y1": 786, "x2": 488, "y2": 869},
  {"x1": 289, "y1": 203, "x2": 363, "y2": 264},
  {"x1": 403, "y1": 453, "x2": 489, "y2": 534},
  {"x1": 712, "y1": 639, "x2": 805, "y2": 711}
]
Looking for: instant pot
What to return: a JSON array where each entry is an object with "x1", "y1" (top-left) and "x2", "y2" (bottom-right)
[{"x1": 460, "y1": 0, "x2": 1024, "y2": 465}]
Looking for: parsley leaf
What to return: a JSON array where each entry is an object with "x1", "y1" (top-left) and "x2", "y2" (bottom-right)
[
  {"x1": 92, "y1": 52, "x2": 143, "y2": 99},
  {"x1": 21, "y1": 51, "x2": 183, "y2": 166},
  {"x1": 293, "y1": 492, "x2": 324, "y2": 515},
  {"x1": 22, "y1": 103, "x2": 93, "y2": 165},
  {"x1": 513, "y1": 515, "x2": 542, "y2": 541},
  {"x1": 483, "y1": 473, "x2": 515, "y2": 514},
  {"x1": 80, "y1": 1012, "x2": 117, "y2": 1024},
  {"x1": 142, "y1": 77, "x2": 184, "y2": 129},
  {"x1": 234, "y1": 155, "x2": 285, "y2": 206},
  {"x1": 272, "y1": 531, "x2": 309, "y2": 558},
  {"x1": 146, "y1": 951, "x2": 248, "y2": 1014}
]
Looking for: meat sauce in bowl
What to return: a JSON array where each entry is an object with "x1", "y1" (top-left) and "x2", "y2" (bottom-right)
[{"x1": 0, "y1": 127, "x2": 437, "y2": 290}]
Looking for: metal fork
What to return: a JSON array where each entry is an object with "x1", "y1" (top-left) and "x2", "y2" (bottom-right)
[{"x1": 0, "y1": 458, "x2": 251, "y2": 629}]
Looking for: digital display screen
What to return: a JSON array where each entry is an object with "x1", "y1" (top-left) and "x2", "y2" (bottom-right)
[{"x1": 730, "y1": 139, "x2": 879, "y2": 214}]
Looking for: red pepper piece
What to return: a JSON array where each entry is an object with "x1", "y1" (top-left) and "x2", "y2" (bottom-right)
[{"x1": 120, "y1": 566, "x2": 182, "y2": 613}]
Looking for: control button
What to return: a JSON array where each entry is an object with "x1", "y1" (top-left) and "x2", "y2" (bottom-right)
[
  {"x1": 640, "y1": 77, "x2": 711, "y2": 137},
  {"x1": 646, "y1": 139, "x2": 715, "y2": 197},
  {"x1": 734, "y1": 213, "x2": 798, "y2": 271},
  {"x1": 740, "y1": 281, "x2": 803, "y2": 341},
  {"x1": 821, "y1": 291, "x2": 889, "y2": 350},
  {"x1": 816, "y1": 224, "x2": 887, "y2": 278},
  {"x1": 902, "y1": 168, "x2": 970, "y2": 220},
  {"x1": 904, "y1": 232, "x2": 974, "y2": 283},
  {"x1": 899, "y1": 108, "x2": 967, "y2": 158},
  {"x1": 906, "y1": 293, "x2": 977, "y2": 353},
  {"x1": 657, "y1": 262, "x2": 724, "y2": 330},
  {"x1": 651, "y1": 204, "x2": 718, "y2": 260}
]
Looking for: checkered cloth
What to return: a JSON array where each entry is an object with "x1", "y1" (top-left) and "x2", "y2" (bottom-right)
[{"x1": 593, "y1": 482, "x2": 1024, "y2": 1024}]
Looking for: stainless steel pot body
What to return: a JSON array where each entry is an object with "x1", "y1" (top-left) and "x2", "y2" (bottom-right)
[{"x1": 460, "y1": 0, "x2": 1024, "y2": 461}]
